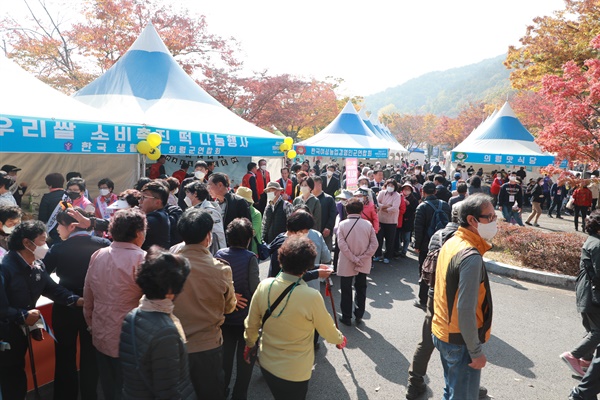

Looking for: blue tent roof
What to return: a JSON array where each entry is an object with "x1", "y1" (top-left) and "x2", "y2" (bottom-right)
[
  {"x1": 75, "y1": 27, "x2": 220, "y2": 106},
  {"x1": 451, "y1": 102, "x2": 555, "y2": 167},
  {"x1": 73, "y1": 23, "x2": 281, "y2": 157},
  {"x1": 296, "y1": 102, "x2": 389, "y2": 158}
]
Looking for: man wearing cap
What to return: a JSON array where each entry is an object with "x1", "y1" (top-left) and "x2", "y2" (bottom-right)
[
  {"x1": 451, "y1": 172, "x2": 461, "y2": 192},
  {"x1": 261, "y1": 182, "x2": 294, "y2": 244},
  {"x1": 235, "y1": 186, "x2": 263, "y2": 255},
  {"x1": 0, "y1": 165, "x2": 27, "y2": 206},
  {"x1": 414, "y1": 181, "x2": 451, "y2": 309}
]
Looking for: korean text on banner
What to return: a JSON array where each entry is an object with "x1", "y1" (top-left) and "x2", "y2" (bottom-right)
[{"x1": 346, "y1": 158, "x2": 358, "y2": 192}]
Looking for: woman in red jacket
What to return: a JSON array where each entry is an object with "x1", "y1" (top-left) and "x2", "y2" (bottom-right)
[
  {"x1": 353, "y1": 188, "x2": 379, "y2": 233},
  {"x1": 490, "y1": 173, "x2": 503, "y2": 207},
  {"x1": 573, "y1": 182, "x2": 593, "y2": 231}
]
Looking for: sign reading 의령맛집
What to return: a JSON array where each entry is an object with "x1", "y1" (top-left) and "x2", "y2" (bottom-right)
[{"x1": 345, "y1": 158, "x2": 358, "y2": 192}]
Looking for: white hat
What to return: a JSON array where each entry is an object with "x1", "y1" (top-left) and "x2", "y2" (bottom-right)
[{"x1": 107, "y1": 199, "x2": 130, "y2": 210}]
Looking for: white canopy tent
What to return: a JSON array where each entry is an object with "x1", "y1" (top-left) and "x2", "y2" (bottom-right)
[
  {"x1": 451, "y1": 102, "x2": 555, "y2": 169},
  {"x1": 73, "y1": 23, "x2": 283, "y2": 158},
  {"x1": 295, "y1": 101, "x2": 390, "y2": 159},
  {"x1": 0, "y1": 56, "x2": 140, "y2": 210}
]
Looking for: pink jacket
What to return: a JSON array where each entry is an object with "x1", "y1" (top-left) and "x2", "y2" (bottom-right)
[
  {"x1": 83, "y1": 242, "x2": 145, "y2": 357},
  {"x1": 361, "y1": 201, "x2": 379, "y2": 233},
  {"x1": 337, "y1": 215, "x2": 379, "y2": 277},
  {"x1": 377, "y1": 191, "x2": 401, "y2": 225}
]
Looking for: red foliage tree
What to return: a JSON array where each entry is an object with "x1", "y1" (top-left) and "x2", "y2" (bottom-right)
[{"x1": 538, "y1": 38, "x2": 600, "y2": 168}]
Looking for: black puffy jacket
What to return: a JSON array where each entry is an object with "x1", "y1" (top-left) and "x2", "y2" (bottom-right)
[{"x1": 120, "y1": 309, "x2": 196, "y2": 400}]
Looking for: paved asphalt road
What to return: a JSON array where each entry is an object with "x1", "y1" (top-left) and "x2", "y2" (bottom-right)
[{"x1": 245, "y1": 249, "x2": 582, "y2": 400}]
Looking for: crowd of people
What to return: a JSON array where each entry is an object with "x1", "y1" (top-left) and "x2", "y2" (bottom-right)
[{"x1": 0, "y1": 157, "x2": 598, "y2": 400}]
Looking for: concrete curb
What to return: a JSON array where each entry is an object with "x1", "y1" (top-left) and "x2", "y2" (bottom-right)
[{"x1": 483, "y1": 258, "x2": 576, "y2": 290}]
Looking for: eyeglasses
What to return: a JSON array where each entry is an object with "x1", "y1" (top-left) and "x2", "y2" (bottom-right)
[
  {"x1": 478, "y1": 213, "x2": 498, "y2": 222},
  {"x1": 140, "y1": 195, "x2": 159, "y2": 202}
]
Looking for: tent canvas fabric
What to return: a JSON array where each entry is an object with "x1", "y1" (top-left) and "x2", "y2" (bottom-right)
[
  {"x1": 451, "y1": 102, "x2": 555, "y2": 167},
  {"x1": 73, "y1": 23, "x2": 282, "y2": 157},
  {"x1": 358, "y1": 109, "x2": 408, "y2": 154},
  {"x1": 0, "y1": 56, "x2": 127, "y2": 155},
  {"x1": 0, "y1": 56, "x2": 140, "y2": 204},
  {"x1": 295, "y1": 102, "x2": 389, "y2": 159}
]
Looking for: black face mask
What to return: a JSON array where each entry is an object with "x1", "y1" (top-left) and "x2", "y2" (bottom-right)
[{"x1": 67, "y1": 191, "x2": 81, "y2": 201}]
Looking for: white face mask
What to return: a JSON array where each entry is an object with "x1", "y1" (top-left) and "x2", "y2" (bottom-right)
[
  {"x1": 99, "y1": 188, "x2": 110, "y2": 196},
  {"x1": 2, "y1": 225, "x2": 16, "y2": 234},
  {"x1": 260, "y1": 165, "x2": 267, "y2": 171},
  {"x1": 360, "y1": 185, "x2": 369, "y2": 190},
  {"x1": 509, "y1": 176, "x2": 517, "y2": 182},
  {"x1": 195, "y1": 170, "x2": 206, "y2": 180},
  {"x1": 386, "y1": 186, "x2": 395, "y2": 193},
  {"x1": 300, "y1": 186, "x2": 310, "y2": 195},
  {"x1": 403, "y1": 190, "x2": 411, "y2": 197},
  {"x1": 477, "y1": 219, "x2": 498, "y2": 241},
  {"x1": 28, "y1": 241, "x2": 49, "y2": 260},
  {"x1": 326, "y1": 170, "x2": 333, "y2": 177},
  {"x1": 267, "y1": 191, "x2": 276, "y2": 202},
  {"x1": 184, "y1": 196, "x2": 193, "y2": 208},
  {"x1": 173, "y1": 188, "x2": 179, "y2": 195}
]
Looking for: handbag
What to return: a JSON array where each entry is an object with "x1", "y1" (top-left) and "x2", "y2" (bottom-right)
[
  {"x1": 245, "y1": 282, "x2": 296, "y2": 363},
  {"x1": 566, "y1": 197, "x2": 575, "y2": 210},
  {"x1": 253, "y1": 237, "x2": 270, "y2": 261}
]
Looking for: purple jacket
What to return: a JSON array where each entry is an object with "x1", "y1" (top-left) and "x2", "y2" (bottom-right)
[{"x1": 336, "y1": 215, "x2": 378, "y2": 277}]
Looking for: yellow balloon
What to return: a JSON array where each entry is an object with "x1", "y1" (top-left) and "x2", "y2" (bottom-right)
[
  {"x1": 147, "y1": 147, "x2": 161, "y2": 161},
  {"x1": 284, "y1": 137, "x2": 293, "y2": 146},
  {"x1": 136, "y1": 140, "x2": 151, "y2": 155},
  {"x1": 146, "y1": 132, "x2": 162, "y2": 148},
  {"x1": 279, "y1": 143, "x2": 291, "y2": 152},
  {"x1": 287, "y1": 150, "x2": 297, "y2": 159}
]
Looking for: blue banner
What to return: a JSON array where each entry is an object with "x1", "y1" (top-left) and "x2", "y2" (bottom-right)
[
  {"x1": 0, "y1": 115, "x2": 283, "y2": 157},
  {"x1": 296, "y1": 145, "x2": 388, "y2": 159},
  {"x1": 451, "y1": 151, "x2": 556, "y2": 167}
]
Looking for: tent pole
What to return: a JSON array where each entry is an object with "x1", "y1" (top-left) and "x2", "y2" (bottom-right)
[{"x1": 138, "y1": 154, "x2": 146, "y2": 179}]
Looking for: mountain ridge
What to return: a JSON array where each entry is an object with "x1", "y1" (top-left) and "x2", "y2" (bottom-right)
[{"x1": 364, "y1": 54, "x2": 512, "y2": 117}]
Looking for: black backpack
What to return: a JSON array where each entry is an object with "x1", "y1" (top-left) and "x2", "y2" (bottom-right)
[{"x1": 425, "y1": 200, "x2": 449, "y2": 238}]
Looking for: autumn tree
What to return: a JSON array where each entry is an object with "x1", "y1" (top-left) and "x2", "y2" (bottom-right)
[
  {"x1": 510, "y1": 90, "x2": 554, "y2": 136},
  {"x1": 235, "y1": 75, "x2": 339, "y2": 141},
  {"x1": 505, "y1": 0, "x2": 600, "y2": 90},
  {"x1": 381, "y1": 113, "x2": 438, "y2": 150},
  {"x1": 0, "y1": 0, "x2": 240, "y2": 93},
  {"x1": 537, "y1": 39, "x2": 600, "y2": 168}
]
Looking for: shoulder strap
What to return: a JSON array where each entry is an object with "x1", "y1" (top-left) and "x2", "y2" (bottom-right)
[
  {"x1": 262, "y1": 282, "x2": 295, "y2": 326},
  {"x1": 343, "y1": 217, "x2": 360, "y2": 241}
]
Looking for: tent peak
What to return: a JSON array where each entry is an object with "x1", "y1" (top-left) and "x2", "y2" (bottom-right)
[
  {"x1": 341, "y1": 101, "x2": 358, "y2": 115},
  {"x1": 496, "y1": 102, "x2": 517, "y2": 119},
  {"x1": 129, "y1": 23, "x2": 171, "y2": 54}
]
